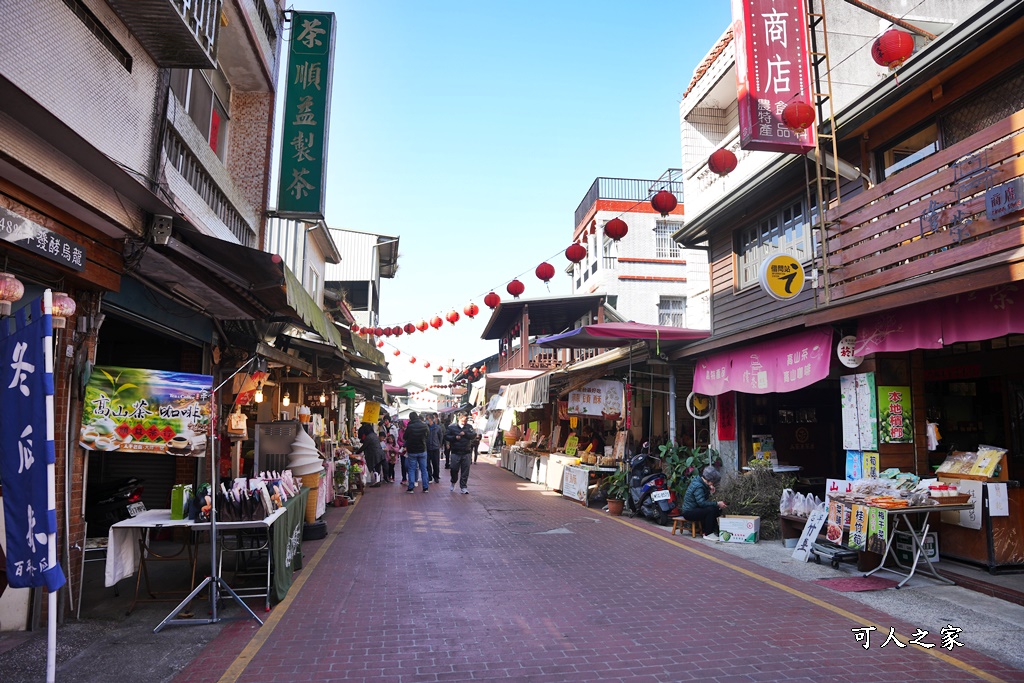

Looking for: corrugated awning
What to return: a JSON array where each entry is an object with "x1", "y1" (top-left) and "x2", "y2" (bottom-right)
[{"x1": 503, "y1": 373, "x2": 550, "y2": 411}]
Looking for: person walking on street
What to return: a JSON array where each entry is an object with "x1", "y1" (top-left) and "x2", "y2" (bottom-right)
[
  {"x1": 446, "y1": 411, "x2": 476, "y2": 494},
  {"x1": 355, "y1": 423, "x2": 385, "y2": 488},
  {"x1": 403, "y1": 412, "x2": 430, "y2": 493},
  {"x1": 427, "y1": 413, "x2": 443, "y2": 484},
  {"x1": 442, "y1": 415, "x2": 453, "y2": 469}
]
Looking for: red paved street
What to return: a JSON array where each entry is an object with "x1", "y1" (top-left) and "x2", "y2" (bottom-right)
[{"x1": 174, "y1": 461, "x2": 1024, "y2": 683}]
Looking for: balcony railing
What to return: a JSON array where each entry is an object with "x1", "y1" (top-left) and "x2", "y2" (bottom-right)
[
  {"x1": 164, "y1": 130, "x2": 256, "y2": 246},
  {"x1": 574, "y1": 175, "x2": 684, "y2": 228},
  {"x1": 106, "y1": 0, "x2": 221, "y2": 69},
  {"x1": 823, "y1": 108, "x2": 1023, "y2": 305}
]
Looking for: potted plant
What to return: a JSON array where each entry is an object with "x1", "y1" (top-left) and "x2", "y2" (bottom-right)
[{"x1": 604, "y1": 469, "x2": 629, "y2": 516}]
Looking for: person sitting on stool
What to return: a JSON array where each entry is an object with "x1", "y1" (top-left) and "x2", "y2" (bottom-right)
[{"x1": 682, "y1": 465, "x2": 727, "y2": 541}]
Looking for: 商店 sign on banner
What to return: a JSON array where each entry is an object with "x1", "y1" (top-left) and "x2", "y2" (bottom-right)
[
  {"x1": 276, "y1": 12, "x2": 335, "y2": 218},
  {"x1": 80, "y1": 367, "x2": 213, "y2": 456},
  {"x1": 567, "y1": 380, "x2": 623, "y2": 420},
  {"x1": 732, "y1": 0, "x2": 816, "y2": 153}
]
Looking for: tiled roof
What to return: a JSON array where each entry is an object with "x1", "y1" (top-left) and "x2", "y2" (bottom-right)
[{"x1": 682, "y1": 28, "x2": 733, "y2": 100}]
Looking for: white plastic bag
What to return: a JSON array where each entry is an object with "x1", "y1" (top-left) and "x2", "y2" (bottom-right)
[{"x1": 779, "y1": 488, "x2": 796, "y2": 516}]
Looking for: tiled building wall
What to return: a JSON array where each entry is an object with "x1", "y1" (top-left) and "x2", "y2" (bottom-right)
[
  {"x1": 0, "y1": 0, "x2": 162, "y2": 178},
  {"x1": 227, "y1": 92, "x2": 274, "y2": 223}
]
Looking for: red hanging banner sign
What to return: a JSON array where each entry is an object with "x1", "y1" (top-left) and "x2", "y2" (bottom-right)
[{"x1": 733, "y1": 0, "x2": 816, "y2": 153}]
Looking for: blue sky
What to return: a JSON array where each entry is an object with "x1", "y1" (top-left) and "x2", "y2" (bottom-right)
[{"x1": 282, "y1": 1, "x2": 733, "y2": 384}]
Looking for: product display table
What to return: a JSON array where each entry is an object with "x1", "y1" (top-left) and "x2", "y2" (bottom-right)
[
  {"x1": 106, "y1": 507, "x2": 286, "y2": 613},
  {"x1": 850, "y1": 501, "x2": 974, "y2": 588},
  {"x1": 561, "y1": 465, "x2": 617, "y2": 507}
]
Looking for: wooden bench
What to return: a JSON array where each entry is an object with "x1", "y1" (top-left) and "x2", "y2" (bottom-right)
[{"x1": 671, "y1": 517, "x2": 702, "y2": 537}]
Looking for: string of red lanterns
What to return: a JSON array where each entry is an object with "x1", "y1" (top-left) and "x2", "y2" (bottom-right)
[{"x1": 355, "y1": 189, "x2": 676, "y2": 335}]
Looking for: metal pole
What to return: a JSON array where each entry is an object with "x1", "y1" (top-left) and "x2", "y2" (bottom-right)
[{"x1": 43, "y1": 290, "x2": 57, "y2": 683}]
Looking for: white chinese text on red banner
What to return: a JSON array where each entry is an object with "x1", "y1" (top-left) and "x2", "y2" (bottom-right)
[{"x1": 732, "y1": 0, "x2": 815, "y2": 153}]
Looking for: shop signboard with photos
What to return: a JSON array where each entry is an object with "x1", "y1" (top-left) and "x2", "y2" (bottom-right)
[
  {"x1": 567, "y1": 379, "x2": 623, "y2": 420},
  {"x1": 80, "y1": 366, "x2": 213, "y2": 456}
]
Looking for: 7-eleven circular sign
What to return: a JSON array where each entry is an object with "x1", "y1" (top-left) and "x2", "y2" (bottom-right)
[{"x1": 759, "y1": 253, "x2": 805, "y2": 301}]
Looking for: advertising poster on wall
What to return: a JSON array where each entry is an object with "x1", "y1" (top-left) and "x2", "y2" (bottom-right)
[
  {"x1": 80, "y1": 366, "x2": 212, "y2": 456},
  {"x1": 567, "y1": 379, "x2": 623, "y2": 420},
  {"x1": 878, "y1": 385, "x2": 913, "y2": 444}
]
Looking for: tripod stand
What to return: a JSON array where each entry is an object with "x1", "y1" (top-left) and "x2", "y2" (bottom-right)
[{"x1": 154, "y1": 356, "x2": 264, "y2": 632}]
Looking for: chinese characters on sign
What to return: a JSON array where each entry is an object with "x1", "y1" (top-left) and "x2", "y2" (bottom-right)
[
  {"x1": 567, "y1": 380, "x2": 623, "y2": 420},
  {"x1": 276, "y1": 12, "x2": 335, "y2": 218},
  {"x1": 877, "y1": 385, "x2": 913, "y2": 444},
  {"x1": 694, "y1": 327, "x2": 833, "y2": 396},
  {"x1": 851, "y1": 624, "x2": 963, "y2": 651},
  {"x1": 80, "y1": 367, "x2": 213, "y2": 456},
  {"x1": 0, "y1": 206, "x2": 87, "y2": 272},
  {"x1": 0, "y1": 296, "x2": 66, "y2": 590},
  {"x1": 733, "y1": 0, "x2": 815, "y2": 153}
]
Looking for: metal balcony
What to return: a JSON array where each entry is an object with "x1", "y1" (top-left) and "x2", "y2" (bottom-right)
[
  {"x1": 574, "y1": 172, "x2": 684, "y2": 229},
  {"x1": 106, "y1": 0, "x2": 221, "y2": 69}
]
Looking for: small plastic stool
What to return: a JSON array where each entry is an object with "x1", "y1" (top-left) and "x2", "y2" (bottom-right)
[{"x1": 671, "y1": 517, "x2": 701, "y2": 537}]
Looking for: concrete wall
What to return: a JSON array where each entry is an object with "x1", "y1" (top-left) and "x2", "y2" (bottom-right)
[{"x1": 570, "y1": 209, "x2": 710, "y2": 327}]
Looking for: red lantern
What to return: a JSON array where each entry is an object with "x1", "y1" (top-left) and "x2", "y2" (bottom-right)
[
  {"x1": 782, "y1": 101, "x2": 815, "y2": 134},
  {"x1": 535, "y1": 262, "x2": 555, "y2": 283},
  {"x1": 484, "y1": 291, "x2": 501, "y2": 309},
  {"x1": 417, "y1": 320, "x2": 429, "y2": 332},
  {"x1": 430, "y1": 316, "x2": 443, "y2": 329},
  {"x1": 506, "y1": 279, "x2": 525, "y2": 298},
  {"x1": 650, "y1": 189, "x2": 678, "y2": 217},
  {"x1": 605, "y1": 217, "x2": 628, "y2": 241},
  {"x1": 393, "y1": 349, "x2": 401, "y2": 356},
  {"x1": 374, "y1": 326, "x2": 384, "y2": 337},
  {"x1": 404, "y1": 322, "x2": 416, "y2": 335},
  {"x1": 565, "y1": 243, "x2": 587, "y2": 263},
  {"x1": 871, "y1": 28, "x2": 915, "y2": 69},
  {"x1": 446, "y1": 310, "x2": 460, "y2": 325},
  {"x1": 409, "y1": 356, "x2": 416, "y2": 363},
  {"x1": 464, "y1": 302, "x2": 479, "y2": 318},
  {"x1": 382, "y1": 327, "x2": 392, "y2": 337},
  {"x1": 708, "y1": 148, "x2": 738, "y2": 176}
]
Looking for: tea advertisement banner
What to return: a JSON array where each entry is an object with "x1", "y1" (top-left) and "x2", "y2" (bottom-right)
[
  {"x1": 80, "y1": 366, "x2": 212, "y2": 456},
  {"x1": 567, "y1": 379, "x2": 623, "y2": 420}
]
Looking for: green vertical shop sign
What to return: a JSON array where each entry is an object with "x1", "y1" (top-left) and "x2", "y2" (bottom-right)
[
  {"x1": 877, "y1": 385, "x2": 913, "y2": 444},
  {"x1": 276, "y1": 11, "x2": 335, "y2": 218}
]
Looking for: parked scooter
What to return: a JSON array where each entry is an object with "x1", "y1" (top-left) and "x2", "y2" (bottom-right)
[
  {"x1": 625, "y1": 446, "x2": 678, "y2": 525},
  {"x1": 85, "y1": 477, "x2": 145, "y2": 536}
]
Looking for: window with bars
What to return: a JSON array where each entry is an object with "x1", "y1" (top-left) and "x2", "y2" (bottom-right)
[
  {"x1": 170, "y1": 69, "x2": 230, "y2": 160},
  {"x1": 654, "y1": 221, "x2": 683, "y2": 258},
  {"x1": 736, "y1": 198, "x2": 811, "y2": 289},
  {"x1": 658, "y1": 297, "x2": 686, "y2": 327}
]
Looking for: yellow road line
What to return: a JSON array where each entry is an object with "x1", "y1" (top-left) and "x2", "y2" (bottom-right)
[
  {"x1": 216, "y1": 498, "x2": 359, "y2": 683},
  {"x1": 608, "y1": 515, "x2": 1007, "y2": 683}
]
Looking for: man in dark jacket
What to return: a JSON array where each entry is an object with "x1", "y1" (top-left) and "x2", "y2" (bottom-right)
[
  {"x1": 427, "y1": 414, "x2": 444, "y2": 484},
  {"x1": 682, "y1": 465, "x2": 728, "y2": 540},
  {"x1": 355, "y1": 422, "x2": 385, "y2": 488},
  {"x1": 446, "y1": 411, "x2": 476, "y2": 494},
  {"x1": 402, "y1": 412, "x2": 430, "y2": 493}
]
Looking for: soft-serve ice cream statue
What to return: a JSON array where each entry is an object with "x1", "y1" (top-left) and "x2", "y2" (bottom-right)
[{"x1": 287, "y1": 427, "x2": 323, "y2": 476}]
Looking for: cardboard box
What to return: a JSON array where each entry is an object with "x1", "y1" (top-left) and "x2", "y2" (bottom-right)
[
  {"x1": 894, "y1": 531, "x2": 939, "y2": 564},
  {"x1": 718, "y1": 515, "x2": 761, "y2": 543}
]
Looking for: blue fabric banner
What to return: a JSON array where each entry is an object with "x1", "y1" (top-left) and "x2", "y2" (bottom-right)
[{"x1": 0, "y1": 298, "x2": 66, "y2": 590}]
